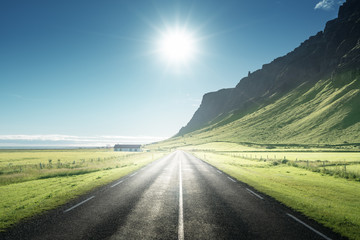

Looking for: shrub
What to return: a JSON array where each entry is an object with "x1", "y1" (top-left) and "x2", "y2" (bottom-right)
[{"x1": 282, "y1": 159, "x2": 289, "y2": 164}]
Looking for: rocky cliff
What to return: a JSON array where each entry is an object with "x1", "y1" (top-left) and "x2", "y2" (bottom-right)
[{"x1": 177, "y1": 0, "x2": 360, "y2": 137}]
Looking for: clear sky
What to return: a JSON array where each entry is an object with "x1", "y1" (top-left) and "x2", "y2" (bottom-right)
[{"x1": 0, "y1": 0, "x2": 344, "y2": 146}]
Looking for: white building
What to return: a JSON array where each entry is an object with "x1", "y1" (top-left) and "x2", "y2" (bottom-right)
[{"x1": 114, "y1": 144, "x2": 142, "y2": 152}]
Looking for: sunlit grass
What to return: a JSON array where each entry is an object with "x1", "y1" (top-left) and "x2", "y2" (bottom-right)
[
  {"x1": 0, "y1": 149, "x2": 148, "y2": 185},
  {"x1": 0, "y1": 149, "x2": 128, "y2": 168},
  {"x1": 200, "y1": 152, "x2": 269, "y2": 167},
  {"x1": 322, "y1": 164, "x2": 360, "y2": 176},
  {"x1": 221, "y1": 151, "x2": 360, "y2": 162},
  {"x1": 180, "y1": 142, "x2": 258, "y2": 151}
]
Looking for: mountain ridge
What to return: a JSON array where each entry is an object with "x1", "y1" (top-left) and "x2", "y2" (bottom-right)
[{"x1": 176, "y1": 0, "x2": 360, "y2": 144}]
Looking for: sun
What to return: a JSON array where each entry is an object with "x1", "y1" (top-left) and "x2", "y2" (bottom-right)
[{"x1": 158, "y1": 29, "x2": 196, "y2": 63}]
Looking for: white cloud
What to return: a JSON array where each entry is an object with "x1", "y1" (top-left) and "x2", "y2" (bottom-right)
[{"x1": 314, "y1": 0, "x2": 345, "y2": 10}]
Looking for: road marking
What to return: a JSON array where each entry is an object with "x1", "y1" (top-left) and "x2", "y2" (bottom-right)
[
  {"x1": 110, "y1": 180, "x2": 124, "y2": 188},
  {"x1": 227, "y1": 176, "x2": 236, "y2": 182},
  {"x1": 178, "y1": 156, "x2": 184, "y2": 240},
  {"x1": 246, "y1": 188, "x2": 264, "y2": 200},
  {"x1": 216, "y1": 170, "x2": 222, "y2": 174},
  {"x1": 286, "y1": 213, "x2": 332, "y2": 240},
  {"x1": 64, "y1": 196, "x2": 95, "y2": 213},
  {"x1": 130, "y1": 172, "x2": 137, "y2": 177}
]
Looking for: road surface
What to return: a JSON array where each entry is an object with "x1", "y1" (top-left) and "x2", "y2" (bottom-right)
[{"x1": 1, "y1": 150, "x2": 343, "y2": 240}]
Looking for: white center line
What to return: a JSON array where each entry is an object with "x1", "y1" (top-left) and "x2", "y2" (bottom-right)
[
  {"x1": 227, "y1": 176, "x2": 236, "y2": 182},
  {"x1": 64, "y1": 196, "x2": 95, "y2": 213},
  {"x1": 178, "y1": 155, "x2": 184, "y2": 240},
  {"x1": 130, "y1": 172, "x2": 137, "y2": 177},
  {"x1": 110, "y1": 180, "x2": 124, "y2": 188},
  {"x1": 246, "y1": 188, "x2": 264, "y2": 200},
  {"x1": 286, "y1": 213, "x2": 332, "y2": 240},
  {"x1": 216, "y1": 170, "x2": 222, "y2": 174}
]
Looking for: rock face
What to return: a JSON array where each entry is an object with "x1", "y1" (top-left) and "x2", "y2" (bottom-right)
[{"x1": 177, "y1": 0, "x2": 360, "y2": 137}]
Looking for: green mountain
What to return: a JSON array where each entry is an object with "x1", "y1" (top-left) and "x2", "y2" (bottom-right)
[{"x1": 174, "y1": 0, "x2": 360, "y2": 146}]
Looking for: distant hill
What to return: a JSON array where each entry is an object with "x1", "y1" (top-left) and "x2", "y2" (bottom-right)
[{"x1": 175, "y1": 0, "x2": 360, "y2": 145}]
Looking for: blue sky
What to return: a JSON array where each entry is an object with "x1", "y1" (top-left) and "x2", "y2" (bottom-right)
[{"x1": 0, "y1": 0, "x2": 344, "y2": 146}]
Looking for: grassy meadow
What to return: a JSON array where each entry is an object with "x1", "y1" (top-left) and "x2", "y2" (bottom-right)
[
  {"x1": 176, "y1": 142, "x2": 360, "y2": 240},
  {"x1": 0, "y1": 148, "x2": 166, "y2": 231}
]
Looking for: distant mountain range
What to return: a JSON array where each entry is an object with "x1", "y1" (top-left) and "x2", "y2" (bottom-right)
[{"x1": 176, "y1": 0, "x2": 360, "y2": 145}]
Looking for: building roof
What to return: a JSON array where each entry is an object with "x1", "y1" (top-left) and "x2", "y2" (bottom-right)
[{"x1": 114, "y1": 144, "x2": 142, "y2": 148}]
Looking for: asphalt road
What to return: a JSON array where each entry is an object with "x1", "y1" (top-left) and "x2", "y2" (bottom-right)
[{"x1": 1, "y1": 150, "x2": 344, "y2": 240}]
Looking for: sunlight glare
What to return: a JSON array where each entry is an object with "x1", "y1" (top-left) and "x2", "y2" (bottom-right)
[{"x1": 159, "y1": 29, "x2": 196, "y2": 63}]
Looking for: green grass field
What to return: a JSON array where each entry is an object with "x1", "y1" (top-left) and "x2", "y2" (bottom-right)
[
  {"x1": 179, "y1": 141, "x2": 360, "y2": 153},
  {"x1": 189, "y1": 149, "x2": 360, "y2": 240},
  {"x1": 0, "y1": 149, "x2": 166, "y2": 231}
]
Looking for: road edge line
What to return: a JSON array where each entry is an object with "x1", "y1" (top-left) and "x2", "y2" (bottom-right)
[
  {"x1": 246, "y1": 188, "x2": 264, "y2": 200},
  {"x1": 64, "y1": 196, "x2": 95, "y2": 213},
  {"x1": 286, "y1": 213, "x2": 332, "y2": 240},
  {"x1": 227, "y1": 176, "x2": 236, "y2": 182},
  {"x1": 110, "y1": 180, "x2": 124, "y2": 188}
]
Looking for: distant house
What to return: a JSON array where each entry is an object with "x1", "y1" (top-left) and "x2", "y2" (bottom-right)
[{"x1": 114, "y1": 144, "x2": 142, "y2": 152}]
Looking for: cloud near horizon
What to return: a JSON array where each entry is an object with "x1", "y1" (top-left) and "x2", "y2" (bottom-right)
[
  {"x1": 0, "y1": 135, "x2": 168, "y2": 147},
  {"x1": 314, "y1": 0, "x2": 345, "y2": 10}
]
